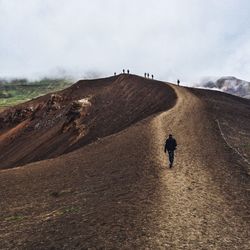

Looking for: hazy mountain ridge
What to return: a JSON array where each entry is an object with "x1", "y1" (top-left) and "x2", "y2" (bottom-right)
[{"x1": 201, "y1": 76, "x2": 250, "y2": 99}]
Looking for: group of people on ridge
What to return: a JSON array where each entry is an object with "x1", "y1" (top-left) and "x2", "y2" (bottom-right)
[
  {"x1": 114, "y1": 71, "x2": 181, "y2": 86},
  {"x1": 114, "y1": 69, "x2": 130, "y2": 76},
  {"x1": 144, "y1": 73, "x2": 154, "y2": 79},
  {"x1": 114, "y1": 70, "x2": 154, "y2": 80}
]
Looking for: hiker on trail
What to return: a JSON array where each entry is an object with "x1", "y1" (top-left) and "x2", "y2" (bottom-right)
[
  {"x1": 177, "y1": 79, "x2": 180, "y2": 86},
  {"x1": 144, "y1": 73, "x2": 147, "y2": 78},
  {"x1": 164, "y1": 134, "x2": 177, "y2": 168},
  {"x1": 114, "y1": 72, "x2": 116, "y2": 76},
  {"x1": 127, "y1": 69, "x2": 130, "y2": 74},
  {"x1": 152, "y1": 74, "x2": 154, "y2": 79},
  {"x1": 123, "y1": 69, "x2": 125, "y2": 74},
  {"x1": 147, "y1": 73, "x2": 150, "y2": 78}
]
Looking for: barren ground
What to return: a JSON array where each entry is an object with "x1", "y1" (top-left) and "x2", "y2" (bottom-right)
[{"x1": 0, "y1": 76, "x2": 249, "y2": 249}]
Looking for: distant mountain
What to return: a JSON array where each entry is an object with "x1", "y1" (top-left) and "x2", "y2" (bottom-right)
[{"x1": 201, "y1": 76, "x2": 250, "y2": 99}]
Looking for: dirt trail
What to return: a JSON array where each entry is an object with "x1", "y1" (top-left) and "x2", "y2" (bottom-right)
[
  {"x1": 146, "y1": 85, "x2": 249, "y2": 248},
  {"x1": 0, "y1": 82, "x2": 249, "y2": 249}
]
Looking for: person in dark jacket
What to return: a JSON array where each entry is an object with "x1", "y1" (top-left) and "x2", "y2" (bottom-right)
[{"x1": 164, "y1": 134, "x2": 177, "y2": 168}]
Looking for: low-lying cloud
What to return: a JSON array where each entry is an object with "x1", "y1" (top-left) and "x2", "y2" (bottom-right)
[{"x1": 0, "y1": 0, "x2": 250, "y2": 84}]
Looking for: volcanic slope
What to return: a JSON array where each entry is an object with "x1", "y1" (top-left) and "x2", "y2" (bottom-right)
[
  {"x1": 0, "y1": 75, "x2": 249, "y2": 249},
  {"x1": 0, "y1": 74, "x2": 176, "y2": 169}
]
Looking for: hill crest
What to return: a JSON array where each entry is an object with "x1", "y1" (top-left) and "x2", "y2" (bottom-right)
[{"x1": 0, "y1": 74, "x2": 176, "y2": 169}]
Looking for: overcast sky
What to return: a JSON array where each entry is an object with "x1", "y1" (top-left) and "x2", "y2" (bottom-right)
[{"x1": 0, "y1": 0, "x2": 250, "y2": 84}]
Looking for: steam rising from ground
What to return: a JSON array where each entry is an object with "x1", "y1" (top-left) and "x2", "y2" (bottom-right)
[{"x1": 198, "y1": 76, "x2": 250, "y2": 99}]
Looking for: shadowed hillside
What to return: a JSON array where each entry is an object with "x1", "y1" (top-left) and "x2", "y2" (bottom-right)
[
  {"x1": 0, "y1": 74, "x2": 176, "y2": 169},
  {"x1": 0, "y1": 75, "x2": 249, "y2": 249},
  {"x1": 190, "y1": 87, "x2": 250, "y2": 167}
]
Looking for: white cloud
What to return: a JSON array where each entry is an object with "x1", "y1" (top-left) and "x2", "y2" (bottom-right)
[{"x1": 0, "y1": 0, "x2": 250, "y2": 84}]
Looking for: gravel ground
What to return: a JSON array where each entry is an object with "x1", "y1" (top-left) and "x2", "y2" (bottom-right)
[{"x1": 0, "y1": 79, "x2": 249, "y2": 249}]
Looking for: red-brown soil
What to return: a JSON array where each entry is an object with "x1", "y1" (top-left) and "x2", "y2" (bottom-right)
[
  {"x1": 0, "y1": 107, "x2": 6, "y2": 113},
  {"x1": 0, "y1": 74, "x2": 176, "y2": 169},
  {"x1": 0, "y1": 75, "x2": 249, "y2": 249}
]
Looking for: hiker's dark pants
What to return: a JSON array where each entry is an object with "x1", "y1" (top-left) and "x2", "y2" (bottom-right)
[{"x1": 168, "y1": 150, "x2": 174, "y2": 164}]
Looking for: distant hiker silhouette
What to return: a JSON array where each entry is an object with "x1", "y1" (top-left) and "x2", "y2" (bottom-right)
[
  {"x1": 144, "y1": 73, "x2": 147, "y2": 78},
  {"x1": 164, "y1": 134, "x2": 177, "y2": 168},
  {"x1": 152, "y1": 74, "x2": 154, "y2": 79},
  {"x1": 127, "y1": 69, "x2": 130, "y2": 74},
  {"x1": 123, "y1": 69, "x2": 125, "y2": 74},
  {"x1": 147, "y1": 73, "x2": 150, "y2": 78},
  {"x1": 114, "y1": 72, "x2": 116, "y2": 76},
  {"x1": 177, "y1": 79, "x2": 180, "y2": 86}
]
